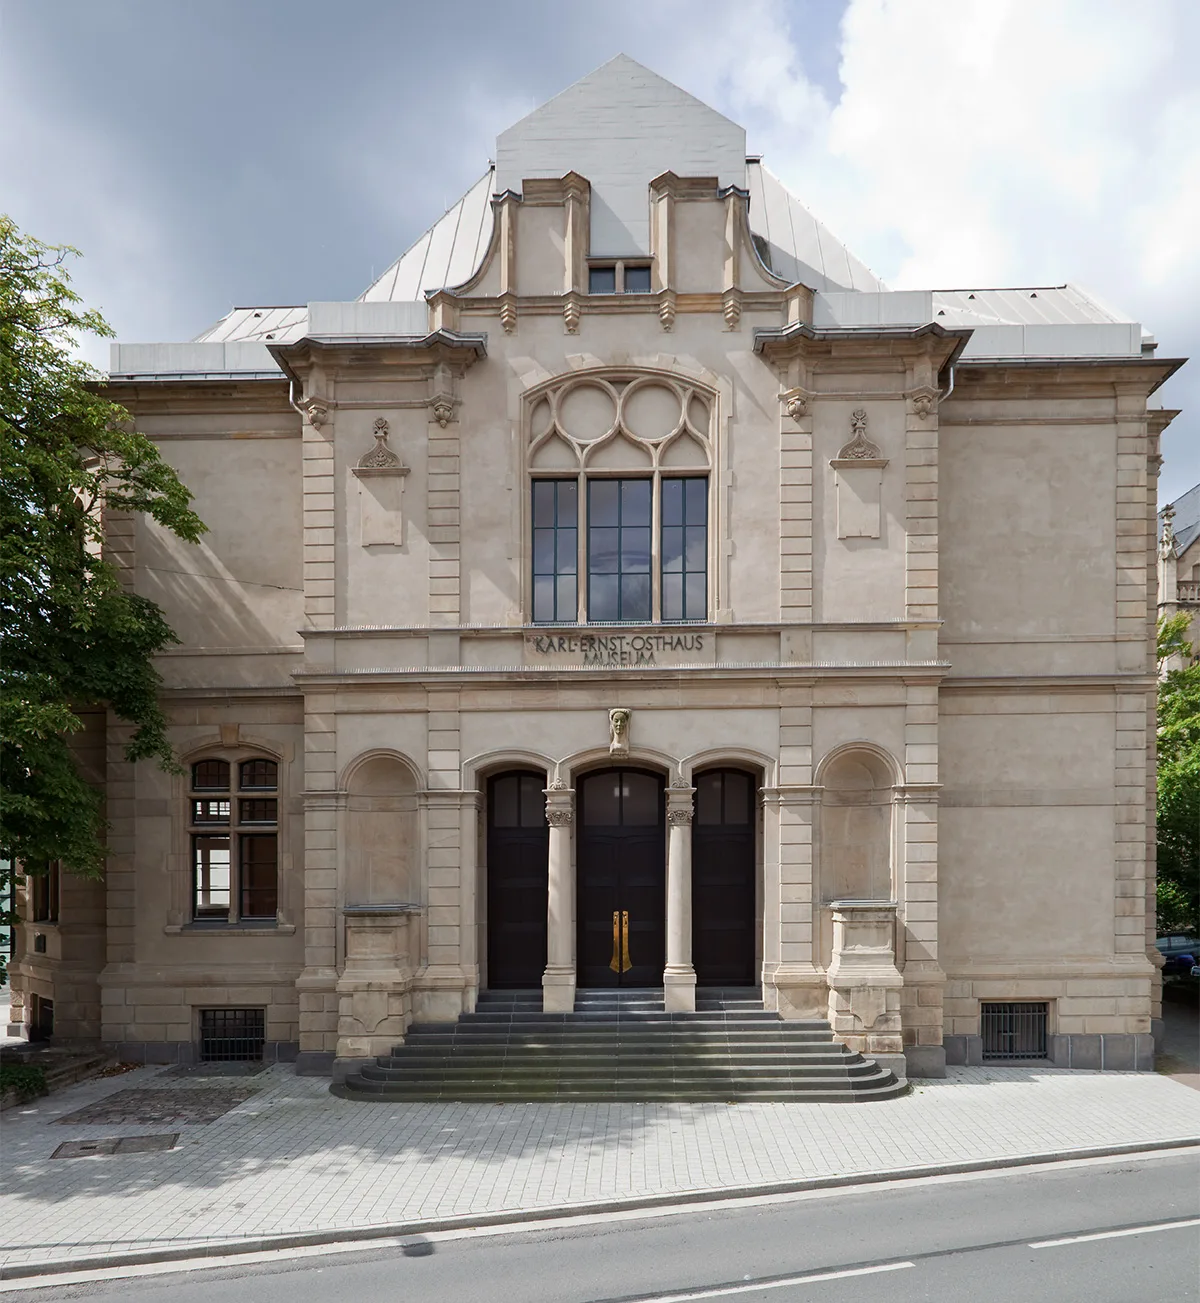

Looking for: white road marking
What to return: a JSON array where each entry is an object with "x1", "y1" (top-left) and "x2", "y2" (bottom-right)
[
  {"x1": 1029, "y1": 1217, "x2": 1200, "y2": 1248},
  {"x1": 604, "y1": 1261, "x2": 914, "y2": 1303},
  {"x1": 2, "y1": 1147, "x2": 1195, "y2": 1291}
]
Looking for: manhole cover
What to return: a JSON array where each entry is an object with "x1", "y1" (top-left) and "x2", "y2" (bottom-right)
[
  {"x1": 52, "y1": 1134, "x2": 178, "y2": 1158},
  {"x1": 55, "y1": 1088, "x2": 257, "y2": 1126}
]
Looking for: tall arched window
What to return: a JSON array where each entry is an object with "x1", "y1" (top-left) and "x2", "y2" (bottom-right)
[
  {"x1": 189, "y1": 757, "x2": 278, "y2": 923},
  {"x1": 527, "y1": 372, "x2": 714, "y2": 624}
]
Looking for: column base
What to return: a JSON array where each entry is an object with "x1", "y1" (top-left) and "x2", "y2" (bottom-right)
[
  {"x1": 663, "y1": 966, "x2": 696, "y2": 1012},
  {"x1": 542, "y1": 965, "x2": 576, "y2": 1013}
]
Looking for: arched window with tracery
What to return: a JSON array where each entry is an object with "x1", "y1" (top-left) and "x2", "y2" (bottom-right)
[
  {"x1": 189, "y1": 757, "x2": 279, "y2": 923},
  {"x1": 527, "y1": 372, "x2": 715, "y2": 624}
]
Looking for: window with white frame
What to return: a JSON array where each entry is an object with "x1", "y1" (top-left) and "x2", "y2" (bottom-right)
[
  {"x1": 189, "y1": 758, "x2": 278, "y2": 923},
  {"x1": 527, "y1": 373, "x2": 714, "y2": 625}
]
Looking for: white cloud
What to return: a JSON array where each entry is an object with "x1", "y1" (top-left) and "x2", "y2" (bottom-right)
[{"x1": 677, "y1": 0, "x2": 1199, "y2": 498}]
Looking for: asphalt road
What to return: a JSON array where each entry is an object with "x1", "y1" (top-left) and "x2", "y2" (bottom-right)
[{"x1": 9, "y1": 1149, "x2": 1199, "y2": 1303}]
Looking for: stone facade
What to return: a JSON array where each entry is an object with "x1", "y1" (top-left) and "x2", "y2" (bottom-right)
[{"x1": 9, "y1": 57, "x2": 1182, "y2": 1079}]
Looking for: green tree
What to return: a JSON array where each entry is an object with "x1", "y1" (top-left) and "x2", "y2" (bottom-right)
[
  {"x1": 1156, "y1": 612, "x2": 1200, "y2": 936},
  {"x1": 0, "y1": 216, "x2": 205, "y2": 977}
]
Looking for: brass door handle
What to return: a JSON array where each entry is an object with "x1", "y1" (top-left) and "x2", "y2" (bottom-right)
[{"x1": 610, "y1": 910, "x2": 633, "y2": 974}]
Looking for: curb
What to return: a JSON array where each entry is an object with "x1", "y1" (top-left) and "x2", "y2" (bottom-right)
[{"x1": 4, "y1": 1136, "x2": 1198, "y2": 1281}]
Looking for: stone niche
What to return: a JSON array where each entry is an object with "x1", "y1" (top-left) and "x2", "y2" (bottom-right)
[{"x1": 335, "y1": 755, "x2": 422, "y2": 1069}]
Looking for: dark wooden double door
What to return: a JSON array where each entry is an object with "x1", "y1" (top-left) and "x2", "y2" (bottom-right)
[
  {"x1": 577, "y1": 769, "x2": 667, "y2": 987},
  {"x1": 487, "y1": 767, "x2": 756, "y2": 992}
]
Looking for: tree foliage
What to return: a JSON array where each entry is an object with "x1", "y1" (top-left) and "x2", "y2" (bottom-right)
[
  {"x1": 0, "y1": 216, "x2": 206, "y2": 969},
  {"x1": 1156, "y1": 612, "x2": 1200, "y2": 935}
]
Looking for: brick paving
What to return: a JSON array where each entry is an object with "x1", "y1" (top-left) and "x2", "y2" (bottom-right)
[{"x1": 2, "y1": 1065, "x2": 1198, "y2": 1271}]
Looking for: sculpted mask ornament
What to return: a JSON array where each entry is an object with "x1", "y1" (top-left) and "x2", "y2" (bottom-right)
[
  {"x1": 912, "y1": 392, "x2": 934, "y2": 420},
  {"x1": 431, "y1": 400, "x2": 454, "y2": 429},
  {"x1": 303, "y1": 398, "x2": 329, "y2": 429},
  {"x1": 785, "y1": 393, "x2": 809, "y2": 422},
  {"x1": 609, "y1": 708, "x2": 630, "y2": 757}
]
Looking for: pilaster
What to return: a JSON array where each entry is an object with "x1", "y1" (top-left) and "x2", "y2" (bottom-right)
[
  {"x1": 301, "y1": 388, "x2": 336, "y2": 629},
  {"x1": 779, "y1": 394, "x2": 814, "y2": 622},
  {"x1": 295, "y1": 692, "x2": 340, "y2": 1072},
  {"x1": 427, "y1": 409, "x2": 461, "y2": 625},
  {"x1": 905, "y1": 382, "x2": 939, "y2": 621}
]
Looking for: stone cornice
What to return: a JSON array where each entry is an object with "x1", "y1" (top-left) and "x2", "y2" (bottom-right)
[
  {"x1": 753, "y1": 321, "x2": 971, "y2": 371},
  {"x1": 952, "y1": 355, "x2": 1186, "y2": 398},
  {"x1": 268, "y1": 330, "x2": 487, "y2": 384}
]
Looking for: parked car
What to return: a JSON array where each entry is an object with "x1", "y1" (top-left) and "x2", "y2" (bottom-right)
[
  {"x1": 1156, "y1": 935, "x2": 1200, "y2": 976},
  {"x1": 1191, "y1": 964, "x2": 1200, "y2": 980}
]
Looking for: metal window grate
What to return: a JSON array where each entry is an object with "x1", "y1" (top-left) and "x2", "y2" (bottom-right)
[
  {"x1": 199, "y1": 1008, "x2": 265, "y2": 1062},
  {"x1": 981, "y1": 1001, "x2": 1048, "y2": 1060}
]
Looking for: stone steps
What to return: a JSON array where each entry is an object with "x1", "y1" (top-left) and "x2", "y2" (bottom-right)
[{"x1": 336, "y1": 988, "x2": 907, "y2": 1103}]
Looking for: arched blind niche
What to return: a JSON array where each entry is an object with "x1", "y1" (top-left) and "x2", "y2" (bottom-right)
[
  {"x1": 817, "y1": 749, "x2": 895, "y2": 969},
  {"x1": 344, "y1": 756, "x2": 418, "y2": 905}
]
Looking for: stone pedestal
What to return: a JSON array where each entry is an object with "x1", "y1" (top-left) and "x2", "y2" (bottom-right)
[
  {"x1": 826, "y1": 900, "x2": 904, "y2": 1069},
  {"x1": 542, "y1": 782, "x2": 577, "y2": 1013},
  {"x1": 663, "y1": 781, "x2": 696, "y2": 1012},
  {"x1": 334, "y1": 904, "x2": 421, "y2": 1069}
]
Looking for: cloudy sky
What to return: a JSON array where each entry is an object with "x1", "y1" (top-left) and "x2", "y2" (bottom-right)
[{"x1": 2, "y1": 0, "x2": 1196, "y2": 499}]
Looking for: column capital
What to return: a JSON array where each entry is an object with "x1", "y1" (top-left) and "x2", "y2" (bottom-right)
[
  {"x1": 545, "y1": 782, "x2": 575, "y2": 826},
  {"x1": 666, "y1": 784, "x2": 694, "y2": 824}
]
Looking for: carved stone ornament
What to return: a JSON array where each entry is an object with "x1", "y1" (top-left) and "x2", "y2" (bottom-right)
[
  {"x1": 785, "y1": 392, "x2": 810, "y2": 422},
  {"x1": 669, "y1": 772, "x2": 691, "y2": 789},
  {"x1": 500, "y1": 298, "x2": 517, "y2": 334},
  {"x1": 1160, "y1": 502, "x2": 1177, "y2": 559},
  {"x1": 547, "y1": 776, "x2": 568, "y2": 791},
  {"x1": 911, "y1": 391, "x2": 935, "y2": 420},
  {"x1": 609, "y1": 708, "x2": 630, "y2": 757},
  {"x1": 357, "y1": 418, "x2": 403, "y2": 470},
  {"x1": 563, "y1": 295, "x2": 581, "y2": 335},
  {"x1": 722, "y1": 288, "x2": 741, "y2": 330},
  {"x1": 835, "y1": 409, "x2": 884, "y2": 462},
  {"x1": 303, "y1": 397, "x2": 329, "y2": 428},
  {"x1": 658, "y1": 291, "x2": 677, "y2": 333},
  {"x1": 666, "y1": 805, "x2": 693, "y2": 826},
  {"x1": 431, "y1": 399, "x2": 454, "y2": 429},
  {"x1": 546, "y1": 807, "x2": 574, "y2": 827}
]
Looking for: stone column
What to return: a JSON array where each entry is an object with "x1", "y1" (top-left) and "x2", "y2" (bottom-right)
[
  {"x1": 664, "y1": 780, "x2": 696, "y2": 1012},
  {"x1": 542, "y1": 780, "x2": 576, "y2": 1013}
]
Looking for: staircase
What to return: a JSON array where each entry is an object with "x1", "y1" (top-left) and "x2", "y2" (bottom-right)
[{"x1": 333, "y1": 989, "x2": 907, "y2": 1103}]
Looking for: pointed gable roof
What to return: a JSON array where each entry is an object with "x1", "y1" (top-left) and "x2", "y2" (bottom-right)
[{"x1": 497, "y1": 54, "x2": 746, "y2": 256}]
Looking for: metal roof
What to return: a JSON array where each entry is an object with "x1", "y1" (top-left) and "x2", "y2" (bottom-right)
[
  {"x1": 359, "y1": 170, "x2": 495, "y2": 303},
  {"x1": 746, "y1": 162, "x2": 884, "y2": 294},
  {"x1": 193, "y1": 304, "x2": 308, "y2": 344}
]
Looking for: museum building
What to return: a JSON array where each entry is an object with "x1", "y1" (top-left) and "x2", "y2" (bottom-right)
[{"x1": 10, "y1": 56, "x2": 1183, "y2": 1087}]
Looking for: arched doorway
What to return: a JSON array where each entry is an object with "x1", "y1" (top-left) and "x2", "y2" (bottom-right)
[
  {"x1": 486, "y1": 771, "x2": 548, "y2": 988},
  {"x1": 577, "y1": 768, "x2": 666, "y2": 987},
  {"x1": 692, "y1": 768, "x2": 757, "y2": 986}
]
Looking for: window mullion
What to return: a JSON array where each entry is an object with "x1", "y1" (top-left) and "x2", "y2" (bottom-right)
[
  {"x1": 228, "y1": 784, "x2": 239, "y2": 925},
  {"x1": 577, "y1": 472, "x2": 587, "y2": 622},
  {"x1": 651, "y1": 471, "x2": 662, "y2": 623}
]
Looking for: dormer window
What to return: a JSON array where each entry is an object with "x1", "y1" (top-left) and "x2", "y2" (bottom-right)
[{"x1": 588, "y1": 262, "x2": 653, "y2": 295}]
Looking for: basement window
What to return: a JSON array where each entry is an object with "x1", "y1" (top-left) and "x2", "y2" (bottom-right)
[
  {"x1": 980, "y1": 1001, "x2": 1048, "y2": 1060},
  {"x1": 199, "y1": 1008, "x2": 265, "y2": 1062}
]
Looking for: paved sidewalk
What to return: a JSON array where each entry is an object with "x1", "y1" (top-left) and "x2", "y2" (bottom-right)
[{"x1": 2, "y1": 1064, "x2": 1199, "y2": 1273}]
